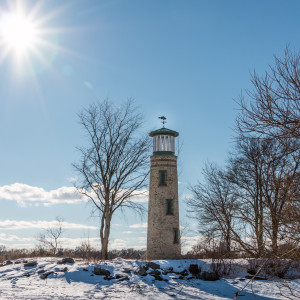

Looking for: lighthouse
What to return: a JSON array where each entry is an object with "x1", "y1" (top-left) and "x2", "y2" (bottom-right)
[{"x1": 147, "y1": 117, "x2": 181, "y2": 260}]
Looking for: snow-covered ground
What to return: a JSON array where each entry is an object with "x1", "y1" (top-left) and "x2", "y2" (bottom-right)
[{"x1": 0, "y1": 257, "x2": 299, "y2": 299}]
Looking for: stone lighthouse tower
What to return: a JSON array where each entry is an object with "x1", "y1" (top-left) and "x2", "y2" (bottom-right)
[{"x1": 147, "y1": 117, "x2": 181, "y2": 260}]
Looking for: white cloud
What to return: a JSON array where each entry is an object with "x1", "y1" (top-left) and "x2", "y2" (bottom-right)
[
  {"x1": 128, "y1": 189, "x2": 148, "y2": 203},
  {"x1": 101, "y1": 188, "x2": 148, "y2": 203},
  {"x1": 5, "y1": 243, "x2": 35, "y2": 249},
  {"x1": 0, "y1": 219, "x2": 97, "y2": 230},
  {"x1": 123, "y1": 231, "x2": 134, "y2": 234},
  {"x1": 182, "y1": 193, "x2": 193, "y2": 201},
  {"x1": 126, "y1": 245, "x2": 146, "y2": 250},
  {"x1": 0, "y1": 231, "x2": 197, "y2": 253},
  {"x1": 0, "y1": 232, "x2": 145, "y2": 251},
  {"x1": 0, "y1": 183, "x2": 85, "y2": 206},
  {"x1": 59, "y1": 237, "x2": 101, "y2": 249},
  {"x1": 0, "y1": 233, "x2": 32, "y2": 242},
  {"x1": 182, "y1": 235, "x2": 200, "y2": 244},
  {"x1": 181, "y1": 235, "x2": 201, "y2": 253},
  {"x1": 109, "y1": 238, "x2": 127, "y2": 250},
  {"x1": 0, "y1": 235, "x2": 102, "y2": 250},
  {"x1": 129, "y1": 222, "x2": 147, "y2": 229},
  {"x1": 0, "y1": 183, "x2": 148, "y2": 206},
  {"x1": 67, "y1": 177, "x2": 77, "y2": 184},
  {"x1": 52, "y1": 237, "x2": 130, "y2": 251}
]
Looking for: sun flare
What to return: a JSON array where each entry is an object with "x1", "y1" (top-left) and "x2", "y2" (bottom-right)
[
  {"x1": 0, "y1": 13, "x2": 37, "y2": 52},
  {"x1": 0, "y1": 1, "x2": 75, "y2": 76},
  {"x1": 0, "y1": 1, "x2": 64, "y2": 75}
]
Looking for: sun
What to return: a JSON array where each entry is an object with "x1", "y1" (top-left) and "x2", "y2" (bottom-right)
[
  {"x1": 0, "y1": 12, "x2": 37, "y2": 53},
  {"x1": 0, "y1": 1, "x2": 65, "y2": 75},
  {"x1": 0, "y1": 1, "x2": 77, "y2": 77}
]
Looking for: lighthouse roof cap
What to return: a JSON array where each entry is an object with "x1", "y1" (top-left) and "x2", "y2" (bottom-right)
[{"x1": 149, "y1": 127, "x2": 179, "y2": 137}]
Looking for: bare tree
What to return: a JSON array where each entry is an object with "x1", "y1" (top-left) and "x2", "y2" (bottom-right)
[
  {"x1": 187, "y1": 163, "x2": 238, "y2": 254},
  {"x1": 189, "y1": 138, "x2": 300, "y2": 258},
  {"x1": 75, "y1": 239, "x2": 95, "y2": 261},
  {"x1": 280, "y1": 173, "x2": 300, "y2": 255},
  {"x1": 37, "y1": 217, "x2": 64, "y2": 255},
  {"x1": 236, "y1": 47, "x2": 300, "y2": 149},
  {"x1": 234, "y1": 46, "x2": 300, "y2": 257},
  {"x1": 228, "y1": 138, "x2": 267, "y2": 256},
  {"x1": 260, "y1": 144, "x2": 300, "y2": 254},
  {"x1": 73, "y1": 100, "x2": 150, "y2": 259},
  {"x1": 229, "y1": 138, "x2": 300, "y2": 255}
]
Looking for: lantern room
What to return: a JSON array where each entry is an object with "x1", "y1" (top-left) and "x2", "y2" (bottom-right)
[{"x1": 149, "y1": 127, "x2": 179, "y2": 155}]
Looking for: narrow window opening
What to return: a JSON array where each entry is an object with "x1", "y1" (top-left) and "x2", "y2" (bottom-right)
[
  {"x1": 166, "y1": 199, "x2": 173, "y2": 215},
  {"x1": 173, "y1": 228, "x2": 179, "y2": 244},
  {"x1": 159, "y1": 170, "x2": 167, "y2": 186}
]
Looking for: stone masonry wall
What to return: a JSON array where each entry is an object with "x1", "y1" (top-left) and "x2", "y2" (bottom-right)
[{"x1": 147, "y1": 154, "x2": 181, "y2": 260}]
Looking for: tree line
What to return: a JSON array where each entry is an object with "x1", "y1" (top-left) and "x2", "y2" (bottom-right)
[
  {"x1": 188, "y1": 47, "x2": 300, "y2": 259},
  {"x1": 0, "y1": 244, "x2": 146, "y2": 263}
]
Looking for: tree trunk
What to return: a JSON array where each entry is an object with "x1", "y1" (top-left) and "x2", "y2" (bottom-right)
[
  {"x1": 225, "y1": 224, "x2": 231, "y2": 254},
  {"x1": 254, "y1": 198, "x2": 265, "y2": 256},
  {"x1": 101, "y1": 235, "x2": 109, "y2": 260},
  {"x1": 100, "y1": 210, "x2": 112, "y2": 260},
  {"x1": 257, "y1": 197, "x2": 264, "y2": 256},
  {"x1": 271, "y1": 218, "x2": 279, "y2": 254}
]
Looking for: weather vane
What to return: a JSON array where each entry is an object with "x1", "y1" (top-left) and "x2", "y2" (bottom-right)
[{"x1": 158, "y1": 116, "x2": 167, "y2": 127}]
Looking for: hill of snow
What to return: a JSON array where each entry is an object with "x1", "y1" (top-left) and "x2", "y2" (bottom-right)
[{"x1": 0, "y1": 257, "x2": 299, "y2": 299}]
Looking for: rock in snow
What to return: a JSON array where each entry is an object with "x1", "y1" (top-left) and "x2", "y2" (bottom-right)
[
  {"x1": 149, "y1": 269, "x2": 161, "y2": 276},
  {"x1": 94, "y1": 267, "x2": 110, "y2": 276},
  {"x1": 198, "y1": 271, "x2": 219, "y2": 281},
  {"x1": 135, "y1": 266, "x2": 147, "y2": 276},
  {"x1": 189, "y1": 264, "x2": 200, "y2": 275},
  {"x1": 146, "y1": 262, "x2": 160, "y2": 270},
  {"x1": 24, "y1": 261, "x2": 37, "y2": 267},
  {"x1": 40, "y1": 271, "x2": 54, "y2": 279},
  {"x1": 57, "y1": 257, "x2": 75, "y2": 264}
]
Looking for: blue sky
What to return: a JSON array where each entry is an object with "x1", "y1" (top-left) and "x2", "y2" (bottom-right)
[{"x1": 1, "y1": 0, "x2": 300, "y2": 252}]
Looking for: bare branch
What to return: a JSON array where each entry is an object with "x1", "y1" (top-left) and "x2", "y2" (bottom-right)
[{"x1": 73, "y1": 99, "x2": 150, "y2": 259}]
